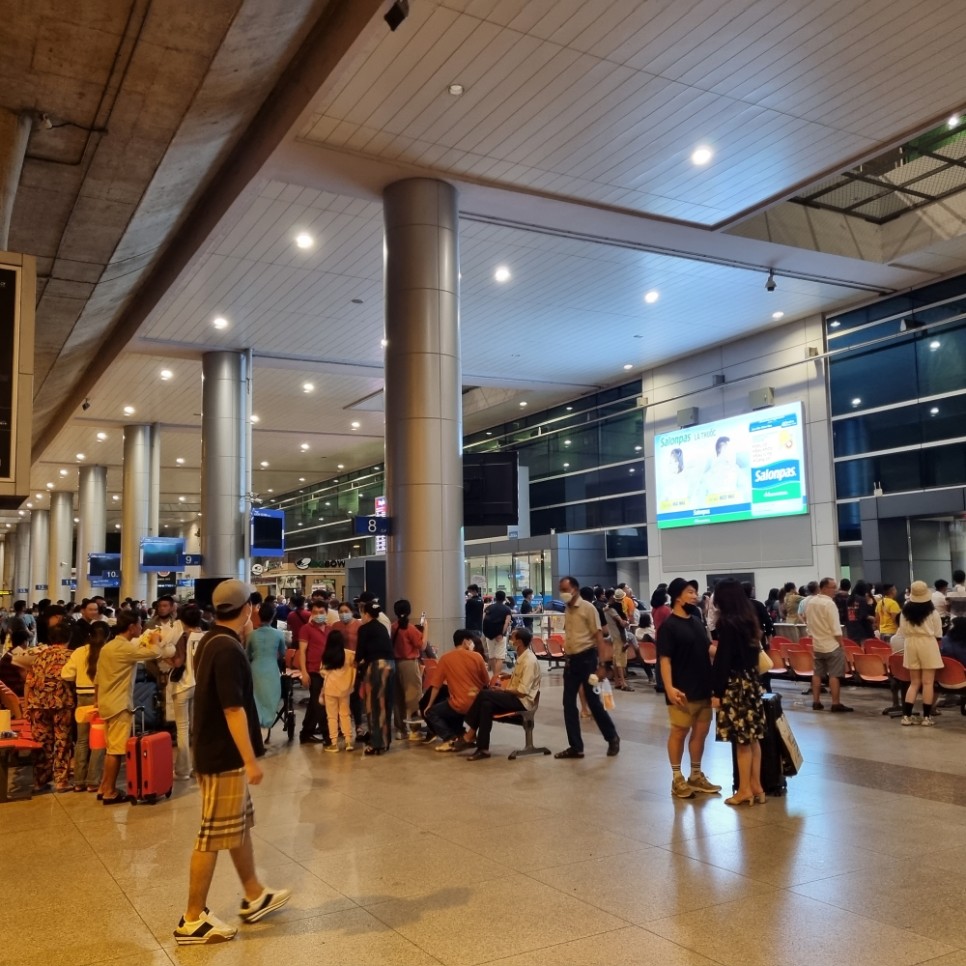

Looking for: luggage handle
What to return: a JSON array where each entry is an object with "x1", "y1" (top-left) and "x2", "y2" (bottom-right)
[{"x1": 133, "y1": 705, "x2": 147, "y2": 736}]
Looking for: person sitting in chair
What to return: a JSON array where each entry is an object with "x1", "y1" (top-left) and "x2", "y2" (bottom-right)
[{"x1": 462, "y1": 627, "x2": 542, "y2": 761}]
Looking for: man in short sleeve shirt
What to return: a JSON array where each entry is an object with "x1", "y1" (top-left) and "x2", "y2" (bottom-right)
[
  {"x1": 174, "y1": 580, "x2": 290, "y2": 946},
  {"x1": 656, "y1": 578, "x2": 721, "y2": 799}
]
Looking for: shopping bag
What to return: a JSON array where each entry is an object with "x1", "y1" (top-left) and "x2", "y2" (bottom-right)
[
  {"x1": 774, "y1": 714, "x2": 804, "y2": 775},
  {"x1": 600, "y1": 679, "x2": 615, "y2": 711}
]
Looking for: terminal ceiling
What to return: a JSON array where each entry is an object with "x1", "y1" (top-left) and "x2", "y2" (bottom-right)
[{"x1": 8, "y1": 0, "x2": 966, "y2": 531}]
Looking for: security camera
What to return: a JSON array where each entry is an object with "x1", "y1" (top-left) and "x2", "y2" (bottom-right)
[
  {"x1": 82, "y1": 398, "x2": 91, "y2": 411},
  {"x1": 384, "y1": 0, "x2": 409, "y2": 31},
  {"x1": 765, "y1": 271, "x2": 777, "y2": 293}
]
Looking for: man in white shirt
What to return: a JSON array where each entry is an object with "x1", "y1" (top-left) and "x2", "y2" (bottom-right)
[
  {"x1": 932, "y1": 580, "x2": 950, "y2": 620},
  {"x1": 462, "y1": 627, "x2": 542, "y2": 760},
  {"x1": 805, "y1": 577, "x2": 853, "y2": 713}
]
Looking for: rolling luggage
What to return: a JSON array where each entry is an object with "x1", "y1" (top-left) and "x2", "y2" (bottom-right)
[
  {"x1": 126, "y1": 706, "x2": 173, "y2": 805},
  {"x1": 731, "y1": 691, "x2": 787, "y2": 796}
]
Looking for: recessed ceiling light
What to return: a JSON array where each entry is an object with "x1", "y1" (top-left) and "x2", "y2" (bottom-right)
[
  {"x1": 295, "y1": 232, "x2": 314, "y2": 249},
  {"x1": 691, "y1": 145, "x2": 713, "y2": 166},
  {"x1": 213, "y1": 316, "x2": 229, "y2": 330},
  {"x1": 178, "y1": 496, "x2": 186, "y2": 503},
  {"x1": 629, "y1": 467, "x2": 636, "y2": 473},
  {"x1": 17, "y1": 510, "x2": 24, "y2": 516},
  {"x1": 260, "y1": 461, "x2": 269, "y2": 468},
  {"x1": 175, "y1": 457, "x2": 185, "y2": 465},
  {"x1": 35, "y1": 492, "x2": 42, "y2": 500},
  {"x1": 297, "y1": 522, "x2": 303, "y2": 527},
  {"x1": 267, "y1": 488, "x2": 274, "y2": 493},
  {"x1": 25, "y1": 502, "x2": 32, "y2": 509},
  {"x1": 930, "y1": 406, "x2": 940, "y2": 415},
  {"x1": 96, "y1": 431, "x2": 107, "y2": 441},
  {"x1": 300, "y1": 442, "x2": 310, "y2": 451},
  {"x1": 250, "y1": 414, "x2": 259, "y2": 424},
  {"x1": 298, "y1": 477, "x2": 306, "y2": 483},
  {"x1": 623, "y1": 363, "x2": 633, "y2": 371},
  {"x1": 58, "y1": 469, "x2": 68, "y2": 477},
  {"x1": 159, "y1": 369, "x2": 173, "y2": 381},
  {"x1": 115, "y1": 523, "x2": 121, "y2": 529},
  {"x1": 45, "y1": 482, "x2": 54, "y2": 489},
  {"x1": 566, "y1": 406, "x2": 573, "y2": 412},
  {"x1": 929, "y1": 340, "x2": 941, "y2": 350},
  {"x1": 644, "y1": 290, "x2": 659, "y2": 304},
  {"x1": 494, "y1": 266, "x2": 511, "y2": 283},
  {"x1": 448, "y1": 83, "x2": 464, "y2": 96},
  {"x1": 337, "y1": 464, "x2": 345, "y2": 470},
  {"x1": 75, "y1": 453, "x2": 85, "y2": 461},
  {"x1": 519, "y1": 401, "x2": 527, "y2": 408},
  {"x1": 123, "y1": 405, "x2": 135, "y2": 415},
  {"x1": 949, "y1": 115, "x2": 960, "y2": 129},
  {"x1": 302, "y1": 382, "x2": 314, "y2": 393},
  {"x1": 563, "y1": 462, "x2": 570, "y2": 468},
  {"x1": 112, "y1": 494, "x2": 120, "y2": 501},
  {"x1": 829, "y1": 320, "x2": 841, "y2": 329},
  {"x1": 851, "y1": 397, "x2": 862, "y2": 407},
  {"x1": 564, "y1": 439, "x2": 571, "y2": 446},
  {"x1": 325, "y1": 502, "x2": 331, "y2": 507},
  {"x1": 634, "y1": 445, "x2": 642, "y2": 452},
  {"x1": 73, "y1": 517, "x2": 79, "y2": 524},
  {"x1": 350, "y1": 421, "x2": 360, "y2": 429},
  {"x1": 772, "y1": 311, "x2": 785, "y2": 320}
]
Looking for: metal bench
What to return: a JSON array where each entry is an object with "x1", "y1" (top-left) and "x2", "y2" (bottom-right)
[{"x1": 492, "y1": 690, "x2": 551, "y2": 760}]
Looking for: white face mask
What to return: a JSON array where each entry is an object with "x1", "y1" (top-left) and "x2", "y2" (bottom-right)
[
  {"x1": 560, "y1": 588, "x2": 573, "y2": 605},
  {"x1": 311, "y1": 614, "x2": 326, "y2": 624}
]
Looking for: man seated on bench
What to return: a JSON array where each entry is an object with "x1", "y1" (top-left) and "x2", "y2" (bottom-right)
[
  {"x1": 462, "y1": 627, "x2": 541, "y2": 761},
  {"x1": 425, "y1": 629, "x2": 491, "y2": 751}
]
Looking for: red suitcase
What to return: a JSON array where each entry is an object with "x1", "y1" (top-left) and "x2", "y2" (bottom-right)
[{"x1": 126, "y1": 706, "x2": 173, "y2": 804}]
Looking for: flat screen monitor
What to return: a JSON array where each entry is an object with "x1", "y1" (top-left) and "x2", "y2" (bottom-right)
[
  {"x1": 140, "y1": 536, "x2": 185, "y2": 572},
  {"x1": 251, "y1": 508, "x2": 284, "y2": 558},
  {"x1": 463, "y1": 452, "x2": 518, "y2": 527},
  {"x1": 87, "y1": 553, "x2": 121, "y2": 586},
  {"x1": 654, "y1": 401, "x2": 808, "y2": 530}
]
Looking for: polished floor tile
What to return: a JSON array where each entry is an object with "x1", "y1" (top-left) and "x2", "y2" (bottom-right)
[{"x1": 3, "y1": 676, "x2": 966, "y2": 965}]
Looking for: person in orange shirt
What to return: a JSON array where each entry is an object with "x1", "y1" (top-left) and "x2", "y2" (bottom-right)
[{"x1": 425, "y1": 629, "x2": 490, "y2": 751}]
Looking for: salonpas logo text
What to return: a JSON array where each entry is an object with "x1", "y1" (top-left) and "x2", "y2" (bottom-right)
[{"x1": 753, "y1": 462, "x2": 800, "y2": 485}]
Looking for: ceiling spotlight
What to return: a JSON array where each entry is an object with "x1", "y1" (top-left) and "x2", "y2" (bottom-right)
[
  {"x1": 35, "y1": 493, "x2": 42, "y2": 500},
  {"x1": 159, "y1": 369, "x2": 173, "y2": 381},
  {"x1": 250, "y1": 414, "x2": 260, "y2": 424},
  {"x1": 178, "y1": 496, "x2": 186, "y2": 503},
  {"x1": 772, "y1": 311, "x2": 785, "y2": 320},
  {"x1": 267, "y1": 488, "x2": 274, "y2": 494},
  {"x1": 73, "y1": 517, "x2": 79, "y2": 524},
  {"x1": 175, "y1": 457, "x2": 185, "y2": 465},
  {"x1": 949, "y1": 115, "x2": 960, "y2": 129},
  {"x1": 691, "y1": 145, "x2": 713, "y2": 166},
  {"x1": 96, "y1": 431, "x2": 107, "y2": 441},
  {"x1": 298, "y1": 477, "x2": 306, "y2": 483},
  {"x1": 45, "y1": 482, "x2": 54, "y2": 489},
  {"x1": 929, "y1": 339, "x2": 941, "y2": 350},
  {"x1": 765, "y1": 271, "x2": 776, "y2": 293},
  {"x1": 295, "y1": 232, "x2": 314, "y2": 249},
  {"x1": 350, "y1": 421, "x2": 360, "y2": 430},
  {"x1": 260, "y1": 461, "x2": 269, "y2": 468},
  {"x1": 623, "y1": 363, "x2": 633, "y2": 371},
  {"x1": 851, "y1": 397, "x2": 862, "y2": 407},
  {"x1": 213, "y1": 316, "x2": 229, "y2": 330},
  {"x1": 75, "y1": 453, "x2": 85, "y2": 461},
  {"x1": 18, "y1": 510, "x2": 24, "y2": 516},
  {"x1": 519, "y1": 401, "x2": 528, "y2": 408},
  {"x1": 123, "y1": 405, "x2": 135, "y2": 415},
  {"x1": 25, "y1": 502, "x2": 32, "y2": 509},
  {"x1": 930, "y1": 406, "x2": 940, "y2": 415},
  {"x1": 112, "y1": 494, "x2": 120, "y2": 501},
  {"x1": 302, "y1": 382, "x2": 314, "y2": 393},
  {"x1": 300, "y1": 442, "x2": 310, "y2": 451},
  {"x1": 115, "y1": 523, "x2": 121, "y2": 529},
  {"x1": 448, "y1": 83, "x2": 464, "y2": 96},
  {"x1": 337, "y1": 463, "x2": 345, "y2": 470},
  {"x1": 644, "y1": 290, "x2": 659, "y2": 304},
  {"x1": 494, "y1": 266, "x2": 511, "y2": 283},
  {"x1": 58, "y1": 469, "x2": 68, "y2": 477}
]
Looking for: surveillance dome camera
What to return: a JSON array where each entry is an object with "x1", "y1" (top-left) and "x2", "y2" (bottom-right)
[
  {"x1": 82, "y1": 398, "x2": 91, "y2": 411},
  {"x1": 765, "y1": 271, "x2": 777, "y2": 293}
]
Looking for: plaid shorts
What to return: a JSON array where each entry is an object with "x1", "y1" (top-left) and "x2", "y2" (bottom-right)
[{"x1": 195, "y1": 768, "x2": 255, "y2": 852}]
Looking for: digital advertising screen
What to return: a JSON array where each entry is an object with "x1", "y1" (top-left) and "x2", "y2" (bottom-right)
[
  {"x1": 654, "y1": 401, "x2": 808, "y2": 530},
  {"x1": 140, "y1": 536, "x2": 185, "y2": 572},
  {"x1": 251, "y1": 508, "x2": 284, "y2": 558},
  {"x1": 88, "y1": 553, "x2": 121, "y2": 587}
]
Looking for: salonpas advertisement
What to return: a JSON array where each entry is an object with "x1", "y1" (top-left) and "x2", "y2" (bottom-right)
[{"x1": 654, "y1": 401, "x2": 808, "y2": 529}]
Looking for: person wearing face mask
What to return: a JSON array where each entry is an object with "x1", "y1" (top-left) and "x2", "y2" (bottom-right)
[
  {"x1": 246, "y1": 603, "x2": 286, "y2": 735},
  {"x1": 336, "y1": 602, "x2": 365, "y2": 741},
  {"x1": 554, "y1": 576, "x2": 620, "y2": 760},
  {"x1": 297, "y1": 600, "x2": 331, "y2": 746}
]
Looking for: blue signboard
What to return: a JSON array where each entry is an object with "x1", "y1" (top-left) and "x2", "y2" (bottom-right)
[{"x1": 353, "y1": 515, "x2": 391, "y2": 536}]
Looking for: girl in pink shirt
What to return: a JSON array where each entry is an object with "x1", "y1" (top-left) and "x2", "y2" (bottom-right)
[{"x1": 321, "y1": 630, "x2": 356, "y2": 752}]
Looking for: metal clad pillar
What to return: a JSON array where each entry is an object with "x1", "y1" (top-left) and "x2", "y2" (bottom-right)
[
  {"x1": 201, "y1": 351, "x2": 250, "y2": 579},
  {"x1": 147, "y1": 422, "x2": 160, "y2": 601},
  {"x1": 121, "y1": 425, "x2": 152, "y2": 602},
  {"x1": 13, "y1": 520, "x2": 30, "y2": 600},
  {"x1": 48, "y1": 491, "x2": 74, "y2": 601},
  {"x1": 29, "y1": 508, "x2": 49, "y2": 602},
  {"x1": 383, "y1": 178, "x2": 464, "y2": 648},
  {"x1": 75, "y1": 465, "x2": 107, "y2": 600}
]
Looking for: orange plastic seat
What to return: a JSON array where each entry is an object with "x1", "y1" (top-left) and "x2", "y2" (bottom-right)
[
  {"x1": 639, "y1": 640, "x2": 657, "y2": 668},
  {"x1": 531, "y1": 636, "x2": 550, "y2": 660},
  {"x1": 887, "y1": 651, "x2": 911, "y2": 685},
  {"x1": 786, "y1": 648, "x2": 814, "y2": 680},
  {"x1": 853, "y1": 652, "x2": 889, "y2": 683},
  {"x1": 937, "y1": 656, "x2": 966, "y2": 691}
]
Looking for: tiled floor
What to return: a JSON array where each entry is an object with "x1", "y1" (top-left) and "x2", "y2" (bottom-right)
[{"x1": 4, "y1": 674, "x2": 966, "y2": 966}]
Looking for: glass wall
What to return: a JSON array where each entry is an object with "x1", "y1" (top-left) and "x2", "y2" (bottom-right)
[
  {"x1": 828, "y1": 276, "x2": 966, "y2": 542},
  {"x1": 269, "y1": 380, "x2": 646, "y2": 562},
  {"x1": 464, "y1": 549, "x2": 552, "y2": 600}
]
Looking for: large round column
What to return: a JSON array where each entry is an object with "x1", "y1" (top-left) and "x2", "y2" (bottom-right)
[
  {"x1": 75, "y1": 465, "x2": 107, "y2": 600},
  {"x1": 0, "y1": 536, "x2": 6, "y2": 601},
  {"x1": 121, "y1": 425, "x2": 153, "y2": 602},
  {"x1": 201, "y1": 351, "x2": 250, "y2": 579},
  {"x1": 383, "y1": 178, "x2": 464, "y2": 648},
  {"x1": 29, "y1": 508, "x2": 49, "y2": 602},
  {"x1": 147, "y1": 422, "x2": 161, "y2": 601},
  {"x1": 13, "y1": 520, "x2": 30, "y2": 600},
  {"x1": 48, "y1": 491, "x2": 74, "y2": 602},
  {"x1": 1, "y1": 531, "x2": 12, "y2": 598},
  {"x1": 0, "y1": 109, "x2": 31, "y2": 249}
]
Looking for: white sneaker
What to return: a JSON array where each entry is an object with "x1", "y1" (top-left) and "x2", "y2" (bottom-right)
[
  {"x1": 900, "y1": 715, "x2": 917, "y2": 726},
  {"x1": 920, "y1": 716, "x2": 936, "y2": 727},
  {"x1": 174, "y1": 908, "x2": 237, "y2": 945},
  {"x1": 239, "y1": 887, "x2": 292, "y2": 923}
]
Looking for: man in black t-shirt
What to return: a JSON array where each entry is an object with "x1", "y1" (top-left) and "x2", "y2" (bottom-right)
[
  {"x1": 481, "y1": 590, "x2": 513, "y2": 676},
  {"x1": 174, "y1": 580, "x2": 290, "y2": 946},
  {"x1": 656, "y1": 577, "x2": 721, "y2": 800},
  {"x1": 465, "y1": 585, "x2": 484, "y2": 632}
]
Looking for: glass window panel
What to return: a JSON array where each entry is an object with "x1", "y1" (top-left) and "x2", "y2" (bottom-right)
[
  {"x1": 832, "y1": 405, "x2": 922, "y2": 456},
  {"x1": 921, "y1": 393, "x2": 966, "y2": 443},
  {"x1": 925, "y1": 442, "x2": 966, "y2": 488},
  {"x1": 835, "y1": 451, "x2": 922, "y2": 499},
  {"x1": 829, "y1": 337, "x2": 917, "y2": 414},
  {"x1": 916, "y1": 323, "x2": 966, "y2": 396},
  {"x1": 598, "y1": 411, "x2": 644, "y2": 464},
  {"x1": 837, "y1": 502, "x2": 862, "y2": 543}
]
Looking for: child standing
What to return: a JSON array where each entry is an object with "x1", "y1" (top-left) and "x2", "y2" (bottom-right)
[{"x1": 321, "y1": 629, "x2": 356, "y2": 751}]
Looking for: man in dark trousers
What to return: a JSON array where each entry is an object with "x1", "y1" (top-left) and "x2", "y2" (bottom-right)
[
  {"x1": 174, "y1": 579, "x2": 290, "y2": 945},
  {"x1": 464, "y1": 584, "x2": 484, "y2": 633}
]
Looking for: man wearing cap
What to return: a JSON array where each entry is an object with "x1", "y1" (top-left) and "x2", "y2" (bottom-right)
[
  {"x1": 554, "y1": 575, "x2": 620, "y2": 760},
  {"x1": 805, "y1": 577, "x2": 853, "y2": 713},
  {"x1": 656, "y1": 577, "x2": 721, "y2": 799},
  {"x1": 174, "y1": 579, "x2": 290, "y2": 946}
]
